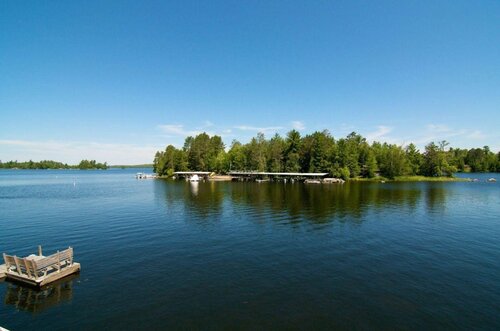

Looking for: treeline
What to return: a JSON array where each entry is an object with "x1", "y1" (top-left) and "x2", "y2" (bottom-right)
[
  {"x1": 76, "y1": 160, "x2": 108, "y2": 170},
  {"x1": 0, "y1": 159, "x2": 108, "y2": 170},
  {"x1": 153, "y1": 131, "x2": 500, "y2": 179},
  {"x1": 110, "y1": 164, "x2": 154, "y2": 169}
]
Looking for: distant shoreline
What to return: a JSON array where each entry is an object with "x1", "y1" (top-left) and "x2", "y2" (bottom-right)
[
  {"x1": 0, "y1": 165, "x2": 153, "y2": 170},
  {"x1": 0, "y1": 159, "x2": 108, "y2": 170},
  {"x1": 0, "y1": 168, "x2": 108, "y2": 171},
  {"x1": 109, "y1": 164, "x2": 153, "y2": 168}
]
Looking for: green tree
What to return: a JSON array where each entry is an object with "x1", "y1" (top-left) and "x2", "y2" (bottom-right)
[
  {"x1": 153, "y1": 151, "x2": 165, "y2": 174},
  {"x1": 363, "y1": 149, "x2": 378, "y2": 178},
  {"x1": 227, "y1": 140, "x2": 247, "y2": 171},
  {"x1": 77, "y1": 160, "x2": 107, "y2": 170},
  {"x1": 337, "y1": 132, "x2": 363, "y2": 177},
  {"x1": 284, "y1": 130, "x2": 302, "y2": 172},
  {"x1": 378, "y1": 144, "x2": 408, "y2": 179},
  {"x1": 246, "y1": 133, "x2": 267, "y2": 171},
  {"x1": 214, "y1": 150, "x2": 229, "y2": 174},
  {"x1": 266, "y1": 133, "x2": 285, "y2": 172},
  {"x1": 421, "y1": 141, "x2": 456, "y2": 177},
  {"x1": 311, "y1": 130, "x2": 335, "y2": 173},
  {"x1": 175, "y1": 149, "x2": 188, "y2": 171},
  {"x1": 405, "y1": 143, "x2": 422, "y2": 175},
  {"x1": 466, "y1": 148, "x2": 485, "y2": 172},
  {"x1": 448, "y1": 147, "x2": 468, "y2": 172}
]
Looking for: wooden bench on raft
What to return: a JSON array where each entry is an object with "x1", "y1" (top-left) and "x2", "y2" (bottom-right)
[{"x1": 2, "y1": 247, "x2": 80, "y2": 287}]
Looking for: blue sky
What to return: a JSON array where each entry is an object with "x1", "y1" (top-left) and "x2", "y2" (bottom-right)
[{"x1": 1, "y1": 1, "x2": 499, "y2": 164}]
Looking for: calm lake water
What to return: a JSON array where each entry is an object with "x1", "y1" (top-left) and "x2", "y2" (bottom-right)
[{"x1": 0, "y1": 169, "x2": 499, "y2": 330}]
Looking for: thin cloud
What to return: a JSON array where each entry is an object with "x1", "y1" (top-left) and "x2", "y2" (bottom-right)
[
  {"x1": 427, "y1": 124, "x2": 452, "y2": 133},
  {"x1": 158, "y1": 124, "x2": 197, "y2": 136},
  {"x1": 467, "y1": 130, "x2": 486, "y2": 139},
  {"x1": 291, "y1": 121, "x2": 305, "y2": 130},
  {"x1": 415, "y1": 123, "x2": 467, "y2": 144},
  {"x1": 336, "y1": 123, "x2": 357, "y2": 135},
  {"x1": 366, "y1": 125, "x2": 393, "y2": 142},
  {"x1": 234, "y1": 125, "x2": 284, "y2": 133},
  {"x1": 158, "y1": 122, "x2": 234, "y2": 138},
  {"x1": 409, "y1": 124, "x2": 492, "y2": 150},
  {"x1": 0, "y1": 139, "x2": 69, "y2": 149}
]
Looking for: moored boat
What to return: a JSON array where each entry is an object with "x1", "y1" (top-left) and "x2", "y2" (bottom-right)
[{"x1": 189, "y1": 174, "x2": 200, "y2": 182}]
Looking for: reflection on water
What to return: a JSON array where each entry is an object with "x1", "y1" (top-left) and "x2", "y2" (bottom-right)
[
  {"x1": 2, "y1": 170, "x2": 498, "y2": 330},
  {"x1": 425, "y1": 185, "x2": 447, "y2": 212},
  {"x1": 4, "y1": 274, "x2": 78, "y2": 314},
  {"x1": 189, "y1": 181, "x2": 199, "y2": 196},
  {"x1": 154, "y1": 181, "x2": 450, "y2": 223}
]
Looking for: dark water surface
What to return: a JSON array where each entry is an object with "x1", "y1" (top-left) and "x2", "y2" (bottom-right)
[{"x1": 0, "y1": 169, "x2": 499, "y2": 330}]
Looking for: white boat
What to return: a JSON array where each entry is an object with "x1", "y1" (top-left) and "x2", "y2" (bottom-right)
[
  {"x1": 189, "y1": 174, "x2": 200, "y2": 182},
  {"x1": 136, "y1": 173, "x2": 157, "y2": 179},
  {"x1": 487, "y1": 178, "x2": 496, "y2": 182}
]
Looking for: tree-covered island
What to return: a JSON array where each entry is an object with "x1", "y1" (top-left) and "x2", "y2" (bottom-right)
[
  {"x1": 0, "y1": 159, "x2": 108, "y2": 170},
  {"x1": 154, "y1": 131, "x2": 499, "y2": 180}
]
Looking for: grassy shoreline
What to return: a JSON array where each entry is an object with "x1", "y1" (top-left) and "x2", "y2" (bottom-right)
[{"x1": 349, "y1": 176, "x2": 470, "y2": 182}]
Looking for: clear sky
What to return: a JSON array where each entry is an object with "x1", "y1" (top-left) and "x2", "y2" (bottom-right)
[{"x1": 1, "y1": 1, "x2": 499, "y2": 164}]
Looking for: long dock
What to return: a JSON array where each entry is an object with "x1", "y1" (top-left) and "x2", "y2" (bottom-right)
[
  {"x1": 171, "y1": 171, "x2": 344, "y2": 183},
  {"x1": 229, "y1": 171, "x2": 330, "y2": 181},
  {"x1": 173, "y1": 171, "x2": 211, "y2": 180}
]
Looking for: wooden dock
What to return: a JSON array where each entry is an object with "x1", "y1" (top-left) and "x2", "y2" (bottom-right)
[
  {"x1": 2, "y1": 246, "x2": 80, "y2": 287},
  {"x1": 171, "y1": 171, "x2": 344, "y2": 183},
  {"x1": 208, "y1": 175, "x2": 233, "y2": 181},
  {"x1": 173, "y1": 171, "x2": 212, "y2": 180},
  {"x1": 229, "y1": 171, "x2": 330, "y2": 182},
  {"x1": 0, "y1": 263, "x2": 6, "y2": 280}
]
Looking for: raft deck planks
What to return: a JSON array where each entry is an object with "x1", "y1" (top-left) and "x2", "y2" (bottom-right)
[{"x1": 6, "y1": 263, "x2": 80, "y2": 287}]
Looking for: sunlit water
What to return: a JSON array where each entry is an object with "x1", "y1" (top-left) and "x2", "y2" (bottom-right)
[{"x1": 0, "y1": 169, "x2": 499, "y2": 330}]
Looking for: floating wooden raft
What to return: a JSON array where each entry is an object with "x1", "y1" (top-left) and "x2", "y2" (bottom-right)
[
  {"x1": 2, "y1": 246, "x2": 80, "y2": 287},
  {"x1": 0, "y1": 264, "x2": 6, "y2": 280}
]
